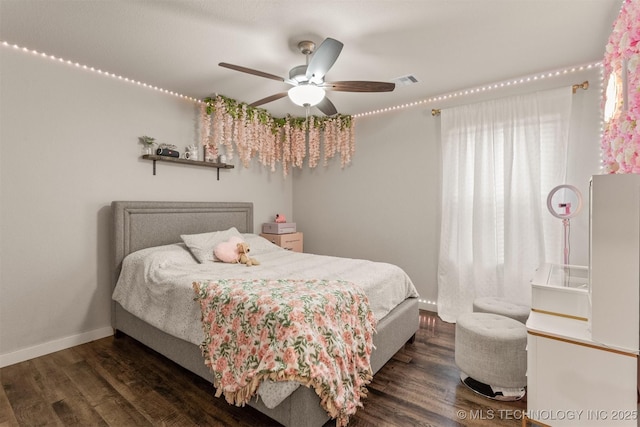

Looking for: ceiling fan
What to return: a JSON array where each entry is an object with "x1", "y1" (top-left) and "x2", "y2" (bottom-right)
[{"x1": 219, "y1": 37, "x2": 395, "y2": 116}]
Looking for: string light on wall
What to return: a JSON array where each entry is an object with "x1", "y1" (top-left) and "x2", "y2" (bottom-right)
[
  {"x1": 1, "y1": 40, "x2": 202, "y2": 103},
  {"x1": 353, "y1": 61, "x2": 603, "y2": 119},
  {"x1": 3, "y1": 39, "x2": 605, "y2": 173},
  {"x1": 3, "y1": 39, "x2": 603, "y2": 124},
  {"x1": 418, "y1": 298, "x2": 437, "y2": 307},
  {"x1": 2, "y1": 39, "x2": 356, "y2": 177}
]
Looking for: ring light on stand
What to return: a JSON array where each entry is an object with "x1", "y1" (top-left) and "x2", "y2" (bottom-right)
[{"x1": 547, "y1": 184, "x2": 583, "y2": 265}]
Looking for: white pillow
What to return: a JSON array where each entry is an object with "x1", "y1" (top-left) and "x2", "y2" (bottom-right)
[
  {"x1": 241, "y1": 233, "x2": 283, "y2": 255},
  {"x1": 181, "y1": 227, "x2": 242, "y2": 263}
]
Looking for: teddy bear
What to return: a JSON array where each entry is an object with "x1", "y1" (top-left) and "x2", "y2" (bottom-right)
[{"x1": 237, "y1": 241, "x2": 260, "y2": 266}]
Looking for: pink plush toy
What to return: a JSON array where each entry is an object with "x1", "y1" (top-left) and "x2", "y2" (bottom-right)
[
  {"x1": 275, "y1": 214, "x2": 286, "y2": 223},
  {"x1": 213, "y1": 236, "x2": 244, "y2": 263}
]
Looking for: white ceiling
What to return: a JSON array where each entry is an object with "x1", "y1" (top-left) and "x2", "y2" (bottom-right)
[{"x1": 1, "y1": 0, "x2": 622, "y2": 117}]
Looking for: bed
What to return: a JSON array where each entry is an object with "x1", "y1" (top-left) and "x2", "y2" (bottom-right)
[{"x1": 111, "y1": 201, "x2": 419, "y2": 427}]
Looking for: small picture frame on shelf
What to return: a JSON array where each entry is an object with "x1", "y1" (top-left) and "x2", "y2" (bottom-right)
[{"x1": 184, "y1": 144, "x2": 199, "y2": 160}]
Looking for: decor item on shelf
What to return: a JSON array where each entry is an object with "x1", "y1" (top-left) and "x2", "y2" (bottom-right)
[
  {"x1": 546, "y1": 184, "x2": 583, "y2": 265},
  {"x1": 218, "y1": 154, "x2": 227, "y2": 164},
  {"x1": 138, "y1": 135, "x2": 156, "y2": 155},
  {"x1": 158, "y1": 143, "x2": 178, "y2": 151},
  {"x1": 184, "y1": 144, "x2": 199, "y2": 160},
  {"x1": 200, "y1": 95, "x2": 355, "y2": 177},
  {"x1": 156, "y1": 148, "x2": 180, "y2": 158},
  {"x1": 204, "y1": 144, "x2": 217, "y2": 162},
  {"x1": 218, "y1": 37, "x2": 394, "y2": 116},
  {"x1": 275, "y1": 214, "x2": 286, "y2": 223}
]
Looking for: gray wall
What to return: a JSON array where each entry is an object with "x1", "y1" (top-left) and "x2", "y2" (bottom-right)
[
  {"x1": 292, "y1": 107, "x2": 440, "y2": 310},
  {"x1": 293, "y1": 67, "x2": 603, "y2": 311},
  {"x1": 0, "y1": 44, "x2": 603, "y2": 365},
  {"x1": 0, "y1": 47, "x2": 292, "y2": 366}
]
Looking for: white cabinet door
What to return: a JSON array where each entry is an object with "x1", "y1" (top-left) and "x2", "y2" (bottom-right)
[{"x1": 527, "y1": 332, "x2": 637, "y2": 426}]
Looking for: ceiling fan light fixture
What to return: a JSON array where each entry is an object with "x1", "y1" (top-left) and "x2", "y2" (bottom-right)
[{"x1": 288, "y1": 84, "x2": 325, "y2": 107}]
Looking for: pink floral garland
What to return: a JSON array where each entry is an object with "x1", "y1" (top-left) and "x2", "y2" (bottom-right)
[
  {"x1": 308, "y1": 116, "x2": 321, "y2": 168},
  {"x1": 199, "y1": 104, "x2": 218, "y2": 161},
  {"x1": 324, "y1": 119, "x2": 338, "y2": 166},
  {"x1": 602, "y1": 0, "x2": 640, "y2": 173},
  {"x1": 199, "y1": 95, "x2": 355, "y2": 177},
  {"x1": 281, "y1": 117, "x2": 292, "y2": 177}
]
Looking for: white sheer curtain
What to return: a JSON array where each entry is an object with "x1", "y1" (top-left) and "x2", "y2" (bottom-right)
[{"x1": 437, "y1": 87, "x2": 573, "y2": 322}]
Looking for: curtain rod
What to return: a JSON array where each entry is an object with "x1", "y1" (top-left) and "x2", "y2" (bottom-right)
[
  {"x1": 572, "y1": 80, "x2": 589, "y2": 93},
  {"x1": 431, "y1": 80, "x2": 589, "y2": 117}
]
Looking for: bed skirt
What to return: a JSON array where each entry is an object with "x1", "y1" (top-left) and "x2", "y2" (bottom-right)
[{"x1": 113, "y1": 297, "x2": 419, "y2": 427}]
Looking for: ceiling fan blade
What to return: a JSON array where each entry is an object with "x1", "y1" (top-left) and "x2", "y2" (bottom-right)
[
  {"x1": 324, "y1": 81, "x2": 396, "y2": 92},
  {"x1": 248, "y1": 92, "x2": 288, "y2": 107},
  {"x1": 219, "y1": 62, "x2": 285, "y2": 82},
  {"x1": 316, "y1": 97, "x2": 338, "y2": 116},
  {"x1": 306, "y1": 38, "x2": 343, "y2": 84}
]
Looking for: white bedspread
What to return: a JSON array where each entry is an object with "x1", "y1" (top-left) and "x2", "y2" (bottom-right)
[{"x1": 112, "y1": 234, "x2": 418, "y2": 408}]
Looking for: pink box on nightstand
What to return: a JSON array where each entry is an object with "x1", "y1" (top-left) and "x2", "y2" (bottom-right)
[{"x1": 262, "y1": 222, "x2": 297, "y2": 234}]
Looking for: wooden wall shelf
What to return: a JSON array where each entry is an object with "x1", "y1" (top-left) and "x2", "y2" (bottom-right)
[{"x1": 142, "y1": 154, "x2": 234, "y2": 180}]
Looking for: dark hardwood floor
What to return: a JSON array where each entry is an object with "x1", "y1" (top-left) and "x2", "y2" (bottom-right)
[{"x1": 1, "y1": 311, "x2": 526, "y2": 426}]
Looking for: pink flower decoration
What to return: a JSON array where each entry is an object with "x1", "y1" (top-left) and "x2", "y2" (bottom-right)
[
  {"x1": 602, "y1": 0, "x2": 640, "y2": 173},
  {"x1": 200, "y1": 95, "x2": 355, "y2": 177}
]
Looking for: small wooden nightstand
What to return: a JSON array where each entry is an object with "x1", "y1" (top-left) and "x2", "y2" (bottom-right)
[{"x1": 260, "y1": 232, "x2": 303, "y2": 252}]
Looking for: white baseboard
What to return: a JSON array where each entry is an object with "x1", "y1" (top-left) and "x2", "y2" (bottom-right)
[
  {"x1": 418, "y1": 299, "x2": 437, "y2": 312},
  {"x1": 0, "y1": 301, "x2": 437, "y2": 368},
  {"x1": 0, "y1": 326, "x2": 114, "y2": 368}
]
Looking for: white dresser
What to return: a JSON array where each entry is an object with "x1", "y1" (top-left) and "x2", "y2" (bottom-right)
[
  {"x1": 526, "y1": 175, "x2": 640, "y2": 426},
  {"x1": 527, "y1": 312, "x2": 637, "y2": 426}
]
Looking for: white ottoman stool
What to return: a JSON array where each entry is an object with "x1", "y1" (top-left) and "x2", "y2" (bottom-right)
[
  {"x1": 455, "y1": 312, "x2": 527, "y2": 401},
  {"x1": 473, "y1": 297, "x2": 530, "y2": 324}
]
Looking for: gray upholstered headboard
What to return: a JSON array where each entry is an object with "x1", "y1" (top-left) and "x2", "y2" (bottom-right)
[{"x1": 111, "y1": 201, "x2": 253, "y2": 287}]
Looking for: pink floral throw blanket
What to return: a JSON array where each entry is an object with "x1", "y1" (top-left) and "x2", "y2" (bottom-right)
[{"x1": 192, "y1": 278, "x2": 376, "y2": 426}]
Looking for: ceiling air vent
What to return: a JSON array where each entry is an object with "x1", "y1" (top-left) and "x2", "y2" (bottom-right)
[{"x1": 392, "y1": 74, "x2": 420, "y2": 86}]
